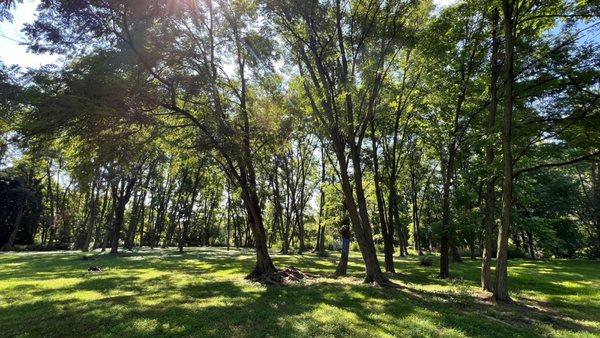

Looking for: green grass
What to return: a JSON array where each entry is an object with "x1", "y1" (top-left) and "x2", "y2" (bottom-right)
[{"x1": 0, "y1": 248, "x2": 598, "y2": 337}]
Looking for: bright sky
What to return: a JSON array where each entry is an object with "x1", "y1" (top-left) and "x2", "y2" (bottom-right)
[
  {"x1": 0, "y1": 0, "x2": 60, "y2": 69},
  {"x1": 0, "y1": 0, "x2": 458, "y2": 70}
]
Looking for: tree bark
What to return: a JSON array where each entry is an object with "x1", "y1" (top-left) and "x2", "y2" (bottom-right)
[
  {"x1": 226, "y1": 181, "x2": 231, "y2": 251},
  {"x1": 371, "y1": 120, "x2": 395, "y2": 272},
  {"x1": 242, "y1": 183, "x2": 277, "y2": 279},
  {"x1": 482, "y1": 7, "x2": 500, "y2": 292},
  {"x1": 409, "y1": 160, "x2": 423, "y2": 255},
  {"x1": 494, "y1": 0, "x2": 515, "y2": 302},
  {"x1": 440, "y1": 156, "x2": 452, "y2": 278},
  {"x1": 388, "y1": 181, "x2": 404, "y2": 258},
  {"x1": 315, "y1": 148, "x2": 327, "y2": 255},
  {"x1": 527, "y1": 230, "x2": 535, "y2": 260},
  {"x1": 110, "y1": 176, "x2": 137, "y2": 254},
  {"x1": 334, "y1": 134, "x2": 388, "y2": 284}
]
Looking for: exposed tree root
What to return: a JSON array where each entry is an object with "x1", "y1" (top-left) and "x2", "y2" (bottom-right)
[
  {"x1": 247, "y1": 266, "x2": 318, "y2": 286},
  {"x1": 363, "y1": 274, "x2": 400, "y2": 288}
]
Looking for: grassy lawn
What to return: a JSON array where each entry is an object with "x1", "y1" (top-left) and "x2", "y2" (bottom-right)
[{"x1": 0, "y1": 248, "x2": 598, "y2": 337}]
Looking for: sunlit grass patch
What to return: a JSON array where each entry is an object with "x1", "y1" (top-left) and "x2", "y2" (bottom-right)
[{"x1": 0, "y1": 247, "x2": 598, "y2": 337}]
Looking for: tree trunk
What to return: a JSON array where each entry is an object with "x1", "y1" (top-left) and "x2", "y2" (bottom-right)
[
  {"x1": 371, "y1": 120, "x2": 395, "y2": 273},
  {"x1": 451, "y1": 240, "x2": 462, "y2": 263},
  {"x1": 482, "y1": 8, "x2": 500, "y2": 292},
  {"x1": 334, "y1": 134, "x2": 388, "y2": 284},
  {"x1": 297, "y1": 145, "x2": 308, "y2": 254},
  {"x1": 335, "y1": 221, "x2": 351, "y2": 277},
  {"x1": 226, "y1": 181, "x2": 231, "y2": 251},
  {"x1": 1, "y1": 205, "x2": 25, "y2": 251},
  {"x1": 163, "y1": 171, "x2": 187, "y2": 248},
  {"x1": 469, "y1": 240, "x2": 476, "y2": 260},
  {"x1": 125, "y1": 188, "x2": 141, "y2": 250},
  {"x1": 110, "y1": 177, "x2": 137, "y2": 254},
  {"x1": 440, "y1": 156, "x2": 452, "y2": 278},
  {"x1": 388, "y1": 182, "x2": 404, "y2": 258},
  {"x1": 93, "y1": 187, "x2": 109, "y2": 250},
  {"x1": 82, "y1": 178, "x2": 99, "y2": 252},
  {"x1": 527, "y1": 230, "x2": 535, "y2": 260},
  {"x1": 110, "y1": 202, "x2": 125, "y2": 254},
  {"x1": 46, "y1": 160, "x2": 56, "y2": 247},
  {"x1": 243, "y1": 185, "x2": 277, "y2": 279},
  {"x1": 126, "y1": 164, "x2": 154, "y2": 250},
  {"x1": 591, "y1": 162, "x2": 600, "y2": 255},
  {"x1": 409, "y1": 162, "x2": 423, "y2": 256},
  {"x1": 494, "y1": 0, "x2": 515, "y2": 302},
  {"x1": 179, "y1": 166, "x2": 201, "y2": 253},
  {"x1": 315, "y1": 149, "x2": 327, "y2": 255}
]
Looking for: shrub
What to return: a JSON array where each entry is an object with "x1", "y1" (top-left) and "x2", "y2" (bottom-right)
[
  {"x1": 507, "y1": 244, "x2": 527, "y2": 259},
  {"x1": 419, "y1": 256, "x2": 433, "y2": 266}
]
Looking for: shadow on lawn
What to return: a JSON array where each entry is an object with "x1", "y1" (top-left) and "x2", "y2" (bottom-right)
[{"x1": 0, "y1": 248, "x2": 598, "y2": 337}]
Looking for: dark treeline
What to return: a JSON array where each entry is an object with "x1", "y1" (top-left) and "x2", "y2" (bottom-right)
[{"x1": 0, "y1": 0, "x2": 598, "y2": 301}]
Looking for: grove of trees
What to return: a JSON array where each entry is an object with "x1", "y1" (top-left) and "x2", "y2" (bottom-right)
[{"x1": 1, "y1": 0, "x2": 598, "y2": 302}]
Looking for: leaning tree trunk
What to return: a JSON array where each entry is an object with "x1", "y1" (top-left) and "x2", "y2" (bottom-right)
[
  {"x1": 334, "y1": 135, "x2": 389, "y2": 285},
  {"x1": 242, "y1": 185, "x2": 277, "y2": 279},
  {"x1": 494, "y1": 0, "x2": 515, "y2": 302}
]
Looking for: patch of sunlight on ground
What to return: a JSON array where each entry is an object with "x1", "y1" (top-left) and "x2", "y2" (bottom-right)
[{"x1": 0, "y1": 247, "x2": 598, "y2": 337}]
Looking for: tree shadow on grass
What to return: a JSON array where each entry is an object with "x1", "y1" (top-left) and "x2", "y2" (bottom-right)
[
  {"x1": 1, "y1": 248, "x2": 599, "y2": 337},
  {"x1": 5, "y1": 277, "x2": 593, "y2": 337}
]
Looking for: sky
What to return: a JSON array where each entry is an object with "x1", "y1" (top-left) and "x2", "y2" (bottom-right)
[
  {"x1": 0, "y1": 0, "x2": 459, "y2": 70},
  {"x1": 0, "y1": 0, "x2": 60, "y2": 69}
]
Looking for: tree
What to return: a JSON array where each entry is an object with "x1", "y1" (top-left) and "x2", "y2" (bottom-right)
[
  {"x1": 0, "y1": 175, "x2": 42, "y2": 251},
  {"x1": 27, "y1": 0, "x2": 282, "y2": 279},
  {"x1": 419, "y1": 1, "x2": 488, "y2": 277},
  {"x1": 270, "y1": 0, "x2": 419, "y2": 285},
  {"x1": 494, "y1": 0, "x2": 600, "y2": 301}
]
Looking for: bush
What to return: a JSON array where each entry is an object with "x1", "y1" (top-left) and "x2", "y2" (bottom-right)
[
  {"x1": 419, "y1": 256, "x2": 434, "y2": 266},
  {"x1": 507, "y1": 244, "x2": 527, "y2": 259}
]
